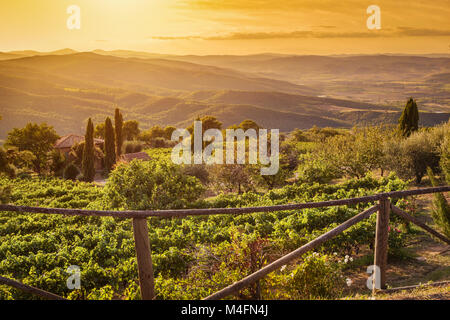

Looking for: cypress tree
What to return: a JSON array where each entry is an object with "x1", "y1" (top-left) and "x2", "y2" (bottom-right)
[
  {"x1": 398, "y1": 97, "x2": 419, "y2": 137},
  {"x1": 104, "y1": 117, "x2": 116, "y2": 173},
  {"x1": 115, "y1": 108, "x2": 123, "y2": 158},
  {"x1": 82, "y1": 118, "x2": 96, "y2": 182}
]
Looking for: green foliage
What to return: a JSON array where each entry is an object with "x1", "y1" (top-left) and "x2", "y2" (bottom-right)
[
  {"x1": 440, "y1": 121, "x2": 450, "y2": 183},
  {"x1": 278, "y1": 252, "x2": 345, "y2": 299},
  {"x1": 427, "y1": 167, "x2": 450, "y2": 237},
  {"x1": 63, "y1": 162, "x2": 80, "y2": 181},
  {"x1": 104, "y1": 117, "x2": 116, "y2": 173},
  {"x1": 138, "y1": 126, "x2": 176, "y2": 148},
  {"x1": 123, "y1": 120, "x2": 140, "y2": 141},
  {"x1": 182, "y1": 164, "x2": 210, "y2": 185},
  {"x1": 0, "y1": 172, "x2": 409, "y2": 300},
  {"x1": 321, "y1": 126, "x2": 388, "y2": 179},
  {"x1": 209, "y1": 164, "x2": 254, "y2": 194},
  {"x1": 114, "y1": 108, "x2": 123, "y2": 158},
  {"x1": 82, "y1": 118, "x2": 96, "y2": 182},
  {"x1": 238, "y1": 119, "x2": 260, "y2": 131},
  {"x1": 94, "y1": 123, "x2": 105, "y2": 139},
  {"x1": 123, "y1": 141, "x2": 144, "y2": 154},
  {"x1": 385, "y1": 129, "x2": 441, "y2": 184},
  {"x1": 49, "y1": 150, "x2": 66, "y2": 177},
  {"x1": 163, "y1": 126, "x2": 176, "y2": 140},
  {"x1": 104, "y1": 160, "x2": 205, "y2": 210},
  {"x1": 0, "y1": 147, "x2": 16, "y2": 177},
  {"x1": 5, "y1": 123, "x2": 59, "y2": 174},
  {"x1": 0, "y1": 185, "x2": 11, "y2": 204},
  {"x1": 398, "y1": 98, "x2": 419, "y2": 137},
  {"x1": 297, "y1": 153, "x2": 340, "y2": 184}
]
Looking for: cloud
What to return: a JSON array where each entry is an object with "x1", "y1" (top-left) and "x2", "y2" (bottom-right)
[{"x1": 149, "y1": 28, "x2": 450, "y2": 41}]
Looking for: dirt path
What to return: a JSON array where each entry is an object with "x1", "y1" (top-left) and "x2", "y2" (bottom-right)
[{"x1": 342, "y1": 192, "x2": 450, "y2": 300}]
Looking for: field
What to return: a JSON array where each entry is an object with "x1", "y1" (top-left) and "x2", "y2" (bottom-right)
[{"x1": 0, "y1": 171, "x2": 425, "y2": 300}]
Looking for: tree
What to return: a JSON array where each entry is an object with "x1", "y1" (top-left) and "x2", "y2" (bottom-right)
[
  {"x1": 398, "y1": 98, "x2": 419, "y2": 137},
  {"x1": 0, "y1": 147, "x2": 16, "y2": 177},
  {"x1": 321, "y1": 126, "x2": 387, "y2": 179},
  {"x1": 5, "y1": 123, "x2": 59, "y2": 174},
  {"x1": 239, "y1": 119, "x2": 260, "y2": 131},
  {"x1": 123, "y1": 120, "x2": 140, "y2": 141},
  {"x1": 209, "y1": 164, "x2": 254, "y2": 194},
  {"x1": 94, "y1": 123, "x2": 106, "y2": 139},
  {"x1": 115, "y1": 108, "x2": 123, "y2": 158},
  {"x1": 104, "y1": 160, "x2": 204, "y2": 210},
  {"x1": 82, "y1": 118, "x2": 96, "y2": 182},
  {"x1": 63, "y1": 162, "x2": 80, "y2": 181},
  {"x1": 385, "y1": 130, "x2": 441, "y2": 184},
  {"x1": 138, "y1": 126, "x2": 165, "y2": 145},
  {"x1": 104, "y1": 117, "x2": 116, "y2": 173},
  {"x1": 49, "y1": 150, "x2": 66, "y2": 177},
  {"x1": 187, "y1": 116, "x2": 222, "y2": 149},
  {"x1": 163, "y1": 126, "x2": 176, "y2": 140}
]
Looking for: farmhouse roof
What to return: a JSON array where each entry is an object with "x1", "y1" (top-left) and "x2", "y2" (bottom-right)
[
  {"x1": 54, "y1": 134, "x2": 104, "y2": 149},
  {"x1": 119, "y1": 152, "x2": 151, "y2": 163}
]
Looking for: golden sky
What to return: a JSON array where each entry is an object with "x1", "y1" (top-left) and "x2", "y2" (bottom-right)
[{"x1": 1, "y1": 0, "x2": 449, "y2": 54}]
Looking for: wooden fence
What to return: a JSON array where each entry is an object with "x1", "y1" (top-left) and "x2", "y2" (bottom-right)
[{"x1": 0, "y1": 186, "x2": 449, "y2": 300}]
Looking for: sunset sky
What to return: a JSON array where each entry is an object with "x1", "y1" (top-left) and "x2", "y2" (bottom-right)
[{"x1": 1, "y1": 0, "x2": 449, "y2": 55}]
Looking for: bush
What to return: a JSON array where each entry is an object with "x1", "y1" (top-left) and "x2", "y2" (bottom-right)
[
  {"x1": 104, "y1": 159, "x2": 205, "y2": 210},
  {"x1": 182, "y1": 164, "x2": 210, "y2": 185},
  {"x1": 280, "y1": 252, "x2": 345, "y2": 299},
  {"x1": 440, "y1": 122, "x2": 450, "y2": 183},
  {"x1": 427, "y1": 167, "x2": 450, "y2": 237},
  {"x1": 0, "y1": 185, "x2": 11, "y2": 204},
  {"x1": 63, "y1": 162, "x2": 80, "y2": 181},
  {"x1": 385, "y1": 129, "x2": 441, "y2": 184},
  {"x1": 297, "y1": 154, "x2": 340, "y2": 184},
  {"x1": 123, "y1": 141, "x2": 144, "y2": 154},
  {"x1": 49, "y1": 150, "x2": 66, "y2": 177}
]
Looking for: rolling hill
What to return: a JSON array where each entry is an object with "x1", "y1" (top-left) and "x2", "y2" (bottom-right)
[{"x1": 0, "y1": 51, "x2": 448, "y2": 140}]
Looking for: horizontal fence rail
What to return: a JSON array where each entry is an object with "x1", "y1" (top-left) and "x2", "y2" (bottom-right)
[
  {"x1": 0, "y1": 186, "x2": 449, "y2": 300},
  {"x1": 0, "y1": 276, "x2": 66, "y2": 300},
  {"x1": 0, "y1": 186, "x2": 449, "y2": 219}
]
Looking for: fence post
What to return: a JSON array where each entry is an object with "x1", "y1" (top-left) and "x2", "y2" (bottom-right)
[
  {"x1": 374, "y1": 197, "x2": 390, "y2": 291},
  {"x1": 132, "y1": 218, "x2": 155, "y2": 300}
]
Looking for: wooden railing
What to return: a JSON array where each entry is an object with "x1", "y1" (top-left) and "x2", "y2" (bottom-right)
[{"x1": 0, "y1": 186, "x2": 449, "y2": 300}]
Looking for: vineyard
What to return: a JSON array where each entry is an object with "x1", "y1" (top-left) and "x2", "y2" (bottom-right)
[{"x1": 0, "y1": 171, "x2": 417, "y2": 300}]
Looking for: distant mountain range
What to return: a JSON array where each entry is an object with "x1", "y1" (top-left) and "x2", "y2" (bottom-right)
[{"x1": 0, "y1": 50, "x2": 448, "y2": 140}]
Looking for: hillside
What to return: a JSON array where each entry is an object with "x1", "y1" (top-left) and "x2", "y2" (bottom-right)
[{"x1": 0, "y1": 52, "x2": 449, "y2": 139}]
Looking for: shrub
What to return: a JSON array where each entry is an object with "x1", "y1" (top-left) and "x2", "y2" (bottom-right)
[
  {"x1": 0, "y1": 185, "x2": 11, "y2": 204},
  {"x1": 64, "y1": 162, "x2": 80, "y2": 181},
  {"x1": 297, "y1": 154, "x2": 340, "y2": 184},
  {"x1": 123, "y1": 141, "x2": 144, "y2": 154},
  {"x1": 280, "y1": 252, "x2": 345, "y2": 299},
  {"x1": 385, "y1": 129, "x2": 441, "y2": 184},
  {"x1": 104, "y1": 159, "x2": 205, "y2": 210},
  {"x1": 182, "y1": 164, "x2": 210, "y2": 185},
  {"x1": 49, "y1": 150, "x2": 66, "y2": 177},
  {"x1": 440, "y1": 122, "x2": 450, "y2": 183},
  {"x1": 427, "y1": 167, "x2": 450, "y2": 237},
  {"x1": 322, "y1": 126, "x2": 388, "y2": 179}
]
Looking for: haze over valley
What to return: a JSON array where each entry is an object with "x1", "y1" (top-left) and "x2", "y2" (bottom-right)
[{"x1": 0, "y1": 50, "x2": 449, "y2": 140}]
